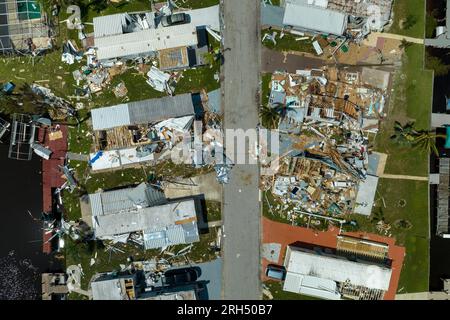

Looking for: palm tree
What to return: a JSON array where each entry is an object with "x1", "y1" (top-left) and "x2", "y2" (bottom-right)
[
  {"x1": 412, "y1": 131, "x2": 446, "y2": 156},
  {"x1": 391, "y1": 121, "x2": 446, "y2": 156},
  {"x1": 399, "y1": 39, "x2": 413, "y2": 50},
  {"x1": 272, "y1": 102, "x2": 297, "y2": 120},
  {"x1": 390, "y1": 121, "x2": 416, "y2": 144},
  {"x1": 259, "y1": 105, "x2": 280, "y2": 129}
]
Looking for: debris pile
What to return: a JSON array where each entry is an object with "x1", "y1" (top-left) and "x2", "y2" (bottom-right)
[{"x1": 263, "y1": 67, "x2": 391, "y2": 221}]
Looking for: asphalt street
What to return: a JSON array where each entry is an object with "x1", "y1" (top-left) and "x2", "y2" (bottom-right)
[{"x1": 221, "y1": 0, "x2": 261, "y2": 300}]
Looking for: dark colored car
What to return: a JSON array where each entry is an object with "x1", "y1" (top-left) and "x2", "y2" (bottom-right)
[
  {"x1": 265, "y1": 265, "x2": 286, "y2": 281},
  {"x1": 163, "y1": 268, "x2": 198, "y2": 286},
  {"x1": 161, "y1": 12, "x2": 188, "y2": 27}
]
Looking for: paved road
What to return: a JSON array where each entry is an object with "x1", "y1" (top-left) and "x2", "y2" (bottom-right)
[{"x1": 221, "y1": 0, "x2": 261, "y2": 300}]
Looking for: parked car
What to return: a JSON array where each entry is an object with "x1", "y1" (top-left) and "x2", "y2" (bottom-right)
[
  {"x1": 265, "y1": 265, "x2": 286, "y2": 281},
  {"x1": 163, "y1": 268, "x2": 198, "y2": 286},
  {"x1": 161, "y1": 13, "x2": 188, "y2": 27}
]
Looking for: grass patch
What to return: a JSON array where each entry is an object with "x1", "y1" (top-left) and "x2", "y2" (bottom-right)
[
  {"x1": 174, "y1": 63, "x2": 220, "y2": 94},
  {"x1": 261, "y1": 73, "x2": 272, "y2": 107},
  {"x1": 261, "y1": 28, "x2": 315, "y2": 54},
  {"x1": 264, "y1": 281, "x2": 322, "y2": 300},
  {"x1": 388, "y1": 0, "x2": 425, "y2": 38},
  {"x1": 155, "y1": 0, "x2": 219, "y2": 10},
  {"x1": 348, "y1": 179, "x2": 429, "y2": 293},
  {"x1": 374, "y1": 44, "x2": 432, "y2": 176},
  {"x1": 205, "y1": 200, "x2": 222, "y2": 222},
  {"x1": 262, "y1": 191, "x2": 292, "y2": 224}
]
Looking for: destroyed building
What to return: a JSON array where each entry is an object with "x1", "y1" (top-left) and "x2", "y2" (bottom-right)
[
  {"x1": 83, "y1": 182, "x2": 200, "y2": 250},
  {"x1": 283, "y1": 239, "x2": 393, "y2": 300},
  {"x1": 91, "y1": 273, "x2": 138, "y2": 300},
  {"x1": 0, "y1": 0, "x2": 53, "y2": 54},
  {"x1": 263, "y1": 68, "x2": 390, "y2": 219},
  {"x1": 93, "y1": 5, "x2": 219, "y2": 61},
  {"x1": 282, "y1": 0, "x2": 393, "y2": 37},
  {"x1": 89, "y1": 93, "x2": 199, "y2": 171}
]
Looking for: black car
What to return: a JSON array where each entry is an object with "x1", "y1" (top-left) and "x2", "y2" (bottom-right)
[
  {"x1": 161, "y1": 12, "x2": 189, "y2": 27},
  {"x1": 163, "y1": 268, "x2": 198, "y2": 286}
]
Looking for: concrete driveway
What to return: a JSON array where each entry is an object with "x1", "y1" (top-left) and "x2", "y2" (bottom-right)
[{"x1": 162, "y1": 172, "x2": 222, "y2": 202}]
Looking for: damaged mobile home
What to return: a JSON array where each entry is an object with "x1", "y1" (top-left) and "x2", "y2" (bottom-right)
[
  {"x1": 93, "y1": 5, "x2": 219, "y2": 61},
  {"x1": 89, "y1": 93, "x2": 198, "y2": 171},
  {"x1": 262, "y1": 66, "x2": 391, "y2": 221},
  {"x1": 83, "y1": 182, "x2": 200, "y2": 250},
  {"x1": 271, "y1": 0, "x2": 393, "y2": 41}
]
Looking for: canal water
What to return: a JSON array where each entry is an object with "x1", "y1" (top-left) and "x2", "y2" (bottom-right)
[
  {"x1": 427, "y1": 0, "x2": 450, "y2": 291},
  {"x1": 0, "y1": 125, "x2": 62, "y2": 299}
]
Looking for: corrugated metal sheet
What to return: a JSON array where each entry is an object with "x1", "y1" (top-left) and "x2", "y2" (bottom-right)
[
  {"x1": 93, "y1": 198, "x2": 198, "y2": 241},
  {"x1": 166, "y1": 225, "x2": 187, "y2": 244},
  {"x1": 91, "y1": 104, "x2": 130, "y2": 131},
  {"x1": 91, "y1": 94, "x2": 195, "y2": 131},
  {"x1": 95, "y1": 26, "x2": 198, "y2": 60},
  {"x1": 89, "y1": 183, "x2": 166, "y2": 217},
  {"x1": 128, "y1": 93, "x2": 195, "y2": 124},
  {"x1": 93, "y1": 14, "x2": 124, "y2": 38},
  {"x1": 182, "y1": 222, "x2": 200, "y2": 243},
  {"x1": 89, "y1": 193, "x2": 103, "y2": 217},
  {"x1": 143, "y1": 230, "x2": 168, "y2": 249},
  {"x1": 143, "y1": 223, "x2": 199, "y2": 249},
  {"x1": 283, "y1": 2, "x2": 347, "y2": 35}
]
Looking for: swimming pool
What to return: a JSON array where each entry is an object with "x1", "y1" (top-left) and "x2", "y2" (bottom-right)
[{"x1": 17, "y1": 0, "x2": 41, "y2": 20}]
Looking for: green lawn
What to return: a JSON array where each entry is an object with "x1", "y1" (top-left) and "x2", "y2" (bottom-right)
[
  {"x1": 261, "y1": 73, "x2": 272, "y2": 107},
  {"x1": 374, "y1": 44, "x2": 433, "y2": 176},
  {"x1": 348, "y1": 179, "x2": 429, "y2": 293},
  {"x1": 205, "y1": 200, "x2": 222, "y2": 222},
  {"x1": 261, "y1": 28, "x2": 315, "y2": 54},
  {"x1": 264, "y1": 281, "x2": 322, "y2": 300},
  {"x1": 262, "y1": 191, "x2": 293, "y2": 224},
  {"x1": 388, "y1": 0, "x2": 426, "y2": 39}
]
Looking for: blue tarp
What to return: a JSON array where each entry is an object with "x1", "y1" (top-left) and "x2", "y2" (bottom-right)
[{"x1": 89, "y1": 151, "x2": 103, "y2": 165}]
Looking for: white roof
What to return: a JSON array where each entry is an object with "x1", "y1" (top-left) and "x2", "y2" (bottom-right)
[
  {"x1": 91, "y1": 277, "x2": 132, "y2": 300},
  {"x1": 92, "y1": 198, "x2": 197, "y2": 237},
  {"x1": 91, "y1": 94, "x2": 195, "y2": 131},
  {"x1": 283, "y1": 2, "x2": 347, "y2": 35},
  {"x1": 285, "y1": 246, "x2": 392, "y2": 291},
  {"x1": 89, "y1": 148, "x2": 155, "y2": 171},
  {"x1": 95, "y1": 26, "x2": 198, "y2": 60},
  {"x1": 283, "y1": 273, "x2": 341, "y2": 300},
  {"x1": 93, "y1": 13, "x2": 124, "y2": 38},
  {"x1": 94, "y1": 5, "x2": 220, "y2": 60}
]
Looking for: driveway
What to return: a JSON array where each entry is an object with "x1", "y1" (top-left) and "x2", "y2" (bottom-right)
[{"x1": 162, "y1": 172, "x2": 222, "y2": 202}]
